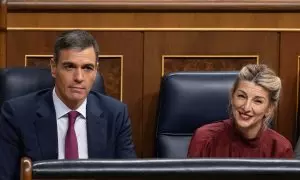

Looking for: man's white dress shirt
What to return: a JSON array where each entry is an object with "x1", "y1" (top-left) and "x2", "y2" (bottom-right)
[{"x1": 52, "y1": 88, "x2": 88, "y2": 159}]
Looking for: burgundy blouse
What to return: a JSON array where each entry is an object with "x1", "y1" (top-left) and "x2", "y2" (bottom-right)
[{"x1": 188, "y1": 119, "x2": 294, "y2": 158}]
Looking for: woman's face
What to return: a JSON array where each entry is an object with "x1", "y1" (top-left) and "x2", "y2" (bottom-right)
[{"x1": 231, "y1": 80, "x2": 272, "y2": 132}]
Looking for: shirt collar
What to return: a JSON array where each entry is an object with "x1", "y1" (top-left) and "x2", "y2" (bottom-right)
[{"x1": 52, "y1": 87, "x2": 87, "y2": 119}]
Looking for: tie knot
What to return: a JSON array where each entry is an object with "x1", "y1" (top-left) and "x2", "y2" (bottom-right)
[{"x1": 68, "y1": 111, "x2": 79, "y2": 125}]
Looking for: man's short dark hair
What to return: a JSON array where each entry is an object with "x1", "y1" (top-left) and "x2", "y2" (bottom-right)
[{"x1": 53, "y1": 30, "x2": 100, "y2": 63}]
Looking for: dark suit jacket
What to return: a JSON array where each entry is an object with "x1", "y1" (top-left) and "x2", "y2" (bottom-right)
[{"x1": 0, "y1": 89, "x2": 137, "y2": 180}]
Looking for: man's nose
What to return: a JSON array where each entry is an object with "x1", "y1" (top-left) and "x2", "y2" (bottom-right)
[{"x1": 74, "y1": 69, "x2": 84, "y2": 82}]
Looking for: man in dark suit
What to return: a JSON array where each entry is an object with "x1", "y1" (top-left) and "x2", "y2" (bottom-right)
[{"x1": 0, "y1": 30, "x2": 137, "y2": 180}]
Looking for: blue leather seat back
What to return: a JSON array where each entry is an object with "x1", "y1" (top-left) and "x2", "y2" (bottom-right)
[{"x1": 156, "y1": 71, "x2": 238, "y2": 158}]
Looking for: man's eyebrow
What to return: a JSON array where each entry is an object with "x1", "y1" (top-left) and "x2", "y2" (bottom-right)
[
  {"x1": 83, "y1": 63, "x2": 95, "y2": 66},
  {"x1": 61, "y1": 61, "x2": 74, "y2": 65},
  {"x1": 61, "y1": 60, "x2": 74, "y2": 64}
]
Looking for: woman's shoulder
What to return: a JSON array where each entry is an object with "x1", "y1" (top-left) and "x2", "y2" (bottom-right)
[{"x1": 264, "y1": 128, "x2": 293, "y2": 150}]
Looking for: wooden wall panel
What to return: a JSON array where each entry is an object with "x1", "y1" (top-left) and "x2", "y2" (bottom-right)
[
  {"x1": 7, "y1": 1, "x2": 300, "y2": 30},
  {"x1": 143, "y1": 31, "x2": 279, "y2": 157},
  {"x1": 0, "y1": 0, "x2": 6, "y2": 68},
  {"x1": 97, "y1": 56, "x2": 122, "y2": 100},
  {"x1": 25, "y1": 56, "x2": 51, "y2": 68},
  {"x1": 7, "y1": 31, "x2": 144, "y2": 157},
  {"x1": 163, "y1": 56, "x2": 257, "y2": 76},
  {"x1": 8, "y1": 13, "x2": 300, "y2": 29},
  {"x1": 279, "y1": 32, "x2": 300, "y2": 145},
  {"x1": 6, "y1": 0, "x2": 300, "y2": 11},
  {"x1": 0, "y1": 32, "x2": 5, "y2": 68},
  {"x1": 0, "y1": 0, "x2": 6, "y2": 27}
]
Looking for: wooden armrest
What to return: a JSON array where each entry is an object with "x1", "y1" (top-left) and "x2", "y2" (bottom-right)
[{"x1": 21, "y1": 157, "x2": 32, "y2": 180}]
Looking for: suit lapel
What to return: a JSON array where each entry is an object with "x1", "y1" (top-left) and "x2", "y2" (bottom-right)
[
  {"x1": 34, "y1": 90, "x2": 58, "y2": 160},
  {"x1": 86, "y1": 94, "x2": 107, "y2": 158}
]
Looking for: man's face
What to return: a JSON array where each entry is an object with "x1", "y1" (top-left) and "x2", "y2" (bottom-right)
[{"x1": 51, "y1": 47, "x2": 97, "y2": 109}]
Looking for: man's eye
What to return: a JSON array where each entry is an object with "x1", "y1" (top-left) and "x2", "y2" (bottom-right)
[
  {"x1": 84, "y1": 66, "x2": 94, "y2": 71},
  {"x1": 64, "y1": 65, "x2": 73, "y2": 70}
]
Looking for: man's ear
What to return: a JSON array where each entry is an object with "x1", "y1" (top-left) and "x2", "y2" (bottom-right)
[{"x1": 50, "y1": 58, "x2": 57, "y2": 78}]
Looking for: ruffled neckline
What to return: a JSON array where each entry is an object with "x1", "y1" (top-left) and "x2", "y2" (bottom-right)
[{"x1": 226, "y1": 119, "x2": 265, "y2": 148}]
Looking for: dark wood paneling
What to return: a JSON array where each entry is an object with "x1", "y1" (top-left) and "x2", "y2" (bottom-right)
[
  {"x1": 8, "y1": 13, "x2": 300, "y2": 29},
  {"x1": 279, "y1": 32, "x2": 300, "y2": 145},
  {"x1": 25, "y1": 56, "x2": 51, "y2": 67},
  {"x1": 143, "y1": 31, "x2": 279, "y2": 157},
  {"x1": 97, "y1": 56, "x2": 122, "y2": 100},
  {"x1": 0, "y1": 0, "x2": 6, "y2": 68},
  {"x1": 0, "y1": 33, "x2": 5, "y2": 68},
  {"x1": 0, "y1": 0, "x2": 6, "y2": 29},
  {"x1": 7, "y1": 0, "x2": 300, "y2": 11},
  {"x1": 7, "y1": 31, "x2": 144, "y2": 157},
  {"x1": 164, "y1": 56, "x2": 257, "y2": 75}
]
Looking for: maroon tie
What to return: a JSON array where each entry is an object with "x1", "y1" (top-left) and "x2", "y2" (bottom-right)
[{"x1": 65, "y1": 111, "x2": 79, "y2": 159}]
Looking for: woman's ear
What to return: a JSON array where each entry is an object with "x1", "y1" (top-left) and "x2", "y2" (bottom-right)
[{"x1": 265, "y1": 104, "x2": 275, "y2": 119}]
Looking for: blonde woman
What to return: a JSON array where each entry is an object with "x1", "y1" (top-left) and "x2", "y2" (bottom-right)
[{"x1": 188, "y1": 64, "x2": 293, "y2": 158}]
